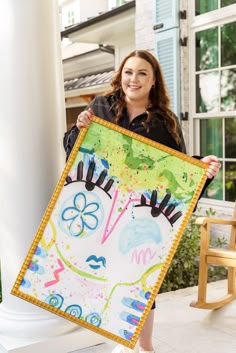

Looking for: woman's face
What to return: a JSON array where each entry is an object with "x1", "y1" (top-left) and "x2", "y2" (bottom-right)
[{"x1": 121, "y1": 57, "x2": 155, "y2": 105}]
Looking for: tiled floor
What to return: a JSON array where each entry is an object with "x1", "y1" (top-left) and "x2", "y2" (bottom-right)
[{"x1": 73, "y1": 280, "x2": 236, "y2": 353}]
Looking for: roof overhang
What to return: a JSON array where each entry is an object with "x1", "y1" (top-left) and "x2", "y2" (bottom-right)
[
  {"x1": 63, "y1": 48, "x2": 114, "y2": 80},
  {"x1": 61, "y1": 1, "x2": 135, "y2": 45}
]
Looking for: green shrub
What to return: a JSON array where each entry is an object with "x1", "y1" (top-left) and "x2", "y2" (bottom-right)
[{"x1": 160, "y1": 208, "x2": 227, "y2": 293}]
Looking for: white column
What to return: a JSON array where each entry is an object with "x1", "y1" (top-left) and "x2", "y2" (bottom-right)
[{"x1": 0, "y1": 1, "x2": 103, "y2": 352}]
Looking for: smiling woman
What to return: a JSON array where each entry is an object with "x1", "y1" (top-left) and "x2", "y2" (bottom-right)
[
  {"x1": 121, "y1": 56, "x2": 155, "y2": 117},
  {"x1": 62, "y1": 49, "x2": 221, "y2": 353}
]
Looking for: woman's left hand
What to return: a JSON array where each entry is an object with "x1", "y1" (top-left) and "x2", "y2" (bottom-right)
[{"x1": 201, "y1": 155, "x2": 221, "y2": 179}]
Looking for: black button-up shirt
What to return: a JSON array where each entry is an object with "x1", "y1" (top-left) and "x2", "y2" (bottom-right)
[{"x1": 63, "y1": 95, "x2": 186, "y2": 160}]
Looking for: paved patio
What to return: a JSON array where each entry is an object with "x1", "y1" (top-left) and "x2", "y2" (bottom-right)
[{"x1": 74, "y1": 279, "x2": 236, "y2": 353}]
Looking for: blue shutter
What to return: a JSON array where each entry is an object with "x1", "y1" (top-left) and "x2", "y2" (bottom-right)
[
  {"x1": 154, "y1": 0, "x2": 181, "y2": 117},
  {"x1": 154, "y1": 0, "x2": 179, "y2": 31},
  {"x1": 155, "y1": 28, "x2": 180, "y2": 116}
]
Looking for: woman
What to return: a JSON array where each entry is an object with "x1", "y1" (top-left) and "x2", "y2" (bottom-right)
[{"x1": 64, "y1": 50, "x2": 220, "y2": 353}]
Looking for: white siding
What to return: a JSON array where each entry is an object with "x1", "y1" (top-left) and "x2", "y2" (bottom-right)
[{"x1": 135, "y1": 0, "x2": 155, "y2": 52}]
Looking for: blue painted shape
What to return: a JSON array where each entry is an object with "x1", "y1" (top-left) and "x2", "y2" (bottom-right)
[
  {"x1": 120, "y1": 311, "x2": 140, "y2": 326},
  {"x1": 122, "y1": 297, "x2": 145, "y2": 312},
  {"x1": 119, "y1": 329, "x2": 133, "y2": 341}
]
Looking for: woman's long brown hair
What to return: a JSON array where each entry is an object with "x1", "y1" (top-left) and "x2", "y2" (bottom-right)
[{"x1": 105, "y1": 50, "x2": 181, "y2": 145}]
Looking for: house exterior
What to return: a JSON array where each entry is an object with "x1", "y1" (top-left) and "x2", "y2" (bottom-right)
[
  {"x1": 59, "y1": 0, "x2": 236, "y2": 218},
  {"x1": 59, "y1": 0, "x2": 135, "y2": 128}
]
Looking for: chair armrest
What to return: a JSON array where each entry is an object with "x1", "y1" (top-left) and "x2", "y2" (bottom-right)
[{"x1": 195, "y1": 217, "x2": 236, "y2": 226}]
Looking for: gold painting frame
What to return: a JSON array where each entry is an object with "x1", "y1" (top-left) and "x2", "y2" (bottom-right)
[{"x1": 12, "y1": 116, "x2": 207, "y2": 348}]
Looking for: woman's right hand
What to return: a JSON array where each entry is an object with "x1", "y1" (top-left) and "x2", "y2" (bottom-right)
[{"x1": 76, "y1": 108, "x2": 94, "y2": 129}]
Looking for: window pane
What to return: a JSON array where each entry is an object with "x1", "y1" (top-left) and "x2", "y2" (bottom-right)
[
  {"x1": 221, "y1": 0, "x2": 236, "y2": 7},
  {"x1": 221, "y1": 69, "x2": 236, "y2": 111},
  {"x1": 200, "y1": 119, "x2": 223, "y2": 157},
  {"x1": 225, "y1": 162, "x2": 236, "y2": 202},
  {"x1": 196, "y1": 72, "x2": 219, "y2": 113},
  {"x1": 195, "y1": 0, "x2": 218, "y2": 15},
  {"x1": 203, "y1": 168, "x2": 223, "y2": 200},
  {"x1": 225, "y1": 118, "x2": 236, "y2": 158},
  {"x1": 221, "y1": 21, "x2": 236, "y2": 67},
  {"x1": 117, "y1": 0, "x2": 126, "y2": 5},
  {"x1": 196, "y1": 28, "x2": 218, "y2": 71}
]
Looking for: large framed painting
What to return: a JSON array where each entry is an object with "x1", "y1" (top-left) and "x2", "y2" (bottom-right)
[{"x1": 12, "y1": 117, "x2": 207, "y2": 348}]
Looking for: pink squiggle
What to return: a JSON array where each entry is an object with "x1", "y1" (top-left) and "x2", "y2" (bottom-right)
[
  {"x1": 131, "y1": 248, "x2": 157, "y2": 265},
  {"x1": 44, "y1": 259, "x2": 65, "y2": 287},
  {"x1": 101, "y1": 190, "x2": 140, "y2": 244}
]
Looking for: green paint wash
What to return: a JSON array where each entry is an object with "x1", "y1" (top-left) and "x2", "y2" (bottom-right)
[
  {"x1": 123, "y1": 142, "x2": 155, "y2": 171},
  {"x1": 76, "y1": 122, "x2": 204, "y2": 194}
]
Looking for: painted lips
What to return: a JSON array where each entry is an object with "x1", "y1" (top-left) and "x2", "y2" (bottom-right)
[{"x1": 86, "y1": 255, "x2": 106, "y2": 269}]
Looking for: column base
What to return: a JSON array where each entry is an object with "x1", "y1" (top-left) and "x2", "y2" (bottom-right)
[
  {"x1": 0, "y1": 328, "x2": 105, "y2": 353},
  {"x1": 0, "y1": 304, "x2": 78, "y2": 338}
]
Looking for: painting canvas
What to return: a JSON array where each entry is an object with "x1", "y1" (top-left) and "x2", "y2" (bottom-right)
[{"x1": 12, "y1": 117, "x2": 207, "y2": 348}]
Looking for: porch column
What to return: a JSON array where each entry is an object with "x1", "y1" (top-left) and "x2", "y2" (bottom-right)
[{"x1": 0, "y1": 1, "x2": 103, "y2": 352}]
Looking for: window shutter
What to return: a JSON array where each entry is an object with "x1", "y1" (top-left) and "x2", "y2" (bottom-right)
[
  {"x1": 155, "y1": 28, "x2": 180, "y2": 116},
  {"x1": 154, "y1": 0, "x2": 180, "y2": 117},
  {"x1": 154, "y1": 0, "x2": 179, "y2": 31}
]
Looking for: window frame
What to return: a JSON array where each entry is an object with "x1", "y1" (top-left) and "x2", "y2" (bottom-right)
[{"x1": 189, "y1": 2, "x2": 236, "y2": 203}]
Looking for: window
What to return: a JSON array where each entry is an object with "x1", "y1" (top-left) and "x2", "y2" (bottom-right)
[
  {"x1": 195, "y1": 0, "x2": 236, "y2": 15},
  {"x1": 190, "y1": 3, "x2": 236, "y2": 202},
  {"x1": 116, "y1": 0, "x2": 127, "y2": 5},
  {"x1": 61, "y1": 3, "x2": 79, "y2": 30},
  {"x1": 108, "y1": 0, "x2": 127, "y2": 9},
  {"x1": 196, "y1": 22, "x2": 236, "y2": 114},
  {"x1": 68, "y1": 10, "x2": 75, "y2": 25}
]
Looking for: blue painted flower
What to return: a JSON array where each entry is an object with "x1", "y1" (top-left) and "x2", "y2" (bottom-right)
[{"x1": 61, "y1": 192, "x2": 100, "y2": 237}]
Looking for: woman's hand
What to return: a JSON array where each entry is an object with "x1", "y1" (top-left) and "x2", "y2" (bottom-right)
[
  {"x1": 201, "y1": 155, "x2": 221, "y2": 179},
  {"x1": 76, "y1": 108, "x2": 94, "y2": 129}
]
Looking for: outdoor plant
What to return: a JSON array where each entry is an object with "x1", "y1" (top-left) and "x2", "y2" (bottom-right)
[{"x1": 160, "y1": 208, "x2": 227, "y2": 293}]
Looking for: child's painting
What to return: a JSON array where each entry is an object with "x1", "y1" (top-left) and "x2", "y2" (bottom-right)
[{"x1": 11, "y1": 117, "x2": 207, "y2": 348}]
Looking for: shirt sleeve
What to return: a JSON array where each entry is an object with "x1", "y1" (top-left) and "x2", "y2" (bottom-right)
[
  {"x1": 63, "y1": 125, "x2": 79, "y2": 161},
  {"x1": 63, "y1": 97, "x2": 100, "y2": 160}
]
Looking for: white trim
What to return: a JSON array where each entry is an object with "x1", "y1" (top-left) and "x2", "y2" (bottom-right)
[
  {"x1": 191, "y1": 17, "x2": 236, "y2": 35},
  {"x1": 192, "y1": 118, "x2": 200, "y2": 156},
  {"x1": 196, "y1": 63, "x2": 236, "y2": 75},
  {"x1": 222, "y1": 118, "x2": 226, "y2": 200},
  {"x1": 192, "y1": 111, "x2": 236, "y2": 119},
  {"x1": 198, "y1": 198, "x2": 235, "y2": 213},
  {"x1": 188, "y1": 5, "x2": 195, "y2": 156},
  {"x1": 190, "y1": 4, "x2": 236, "y2": 28}
]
